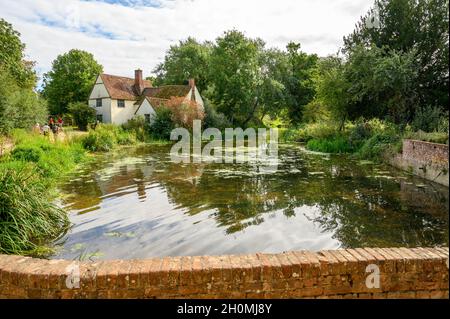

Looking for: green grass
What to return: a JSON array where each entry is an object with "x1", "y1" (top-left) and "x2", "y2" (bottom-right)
[
  {"x1": 0, "y1": 163, "x2": 70, "y2": 256},
  {"x1": 403, "y1": 131, "x2": 449, "y2": 144},
  {"x1": 306, "y1": 136, "x2": 356, "y2": 153},
  {"x1": 0, "y1": 130, "x2": 86, "y2": 256},
  {"x1": 0, "y1": 125, "x2": 154, "y2": 257},
  {"x1": 82, "y1": 124, "x2": 137, "y2": 152}
]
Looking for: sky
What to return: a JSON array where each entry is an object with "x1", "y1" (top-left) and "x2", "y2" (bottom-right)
[{"x1": 0, "y1": 0, "x2": 374, "y2": 81}]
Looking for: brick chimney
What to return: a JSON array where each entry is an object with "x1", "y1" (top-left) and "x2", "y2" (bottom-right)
[
  {"x1": 188, "y1": 78, "x2": 196, "y2": 89},
  {"x1": 135, "y1": 69, "x2": 144, "y2": 94}
]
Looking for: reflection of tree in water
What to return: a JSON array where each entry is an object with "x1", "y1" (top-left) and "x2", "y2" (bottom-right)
[
  {"x1": 149, "y1": 147, "x2": 448, "y2": 247},
  {"x1": 61, "y1": 145, "x2": 449, "y2": 248}
]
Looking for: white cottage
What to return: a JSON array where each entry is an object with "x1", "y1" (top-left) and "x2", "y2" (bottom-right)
[{"x1": 88, "y1": 69, "x2": 204, "y2": 125}]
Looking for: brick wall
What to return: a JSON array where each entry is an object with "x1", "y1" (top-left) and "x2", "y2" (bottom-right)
[
  {"x1": 388, "y1": 140, "x2": 449, "y2": 186},
  {"x1": 0, "y1": 247, "x2": 448, "y2": 299},
  {"x1": 403, "y1": 139, "x2": 449, "y2": 165}
]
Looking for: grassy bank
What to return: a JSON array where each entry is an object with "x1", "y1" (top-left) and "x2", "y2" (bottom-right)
[
  {"x1": 282, "y1": 119, "x2": 448, "y2": 160},
  {"x1": 0, "y1": 124, "x2": 153, "y2": 257},
  {"x1": 0, "y1": 130, "x2": 87, "y2": 256}
]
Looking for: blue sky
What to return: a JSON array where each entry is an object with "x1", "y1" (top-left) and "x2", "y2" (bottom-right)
[{"x1": 0, "y1": 0, "x2": 373, "y2": 81}]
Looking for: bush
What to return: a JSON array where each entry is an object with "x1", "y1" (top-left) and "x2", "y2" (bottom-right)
[
  {"x1": 68, "y1": 102, "x2": 96, "y2": 131},
  {"x1": 203, "y1": 100, "x2": 231, "y2": 131},
  {"x1": 82, "y1": 124, "x2": 137, "y2": 152},
  {"x1": 11, "y1": 146, "x2": 43, "y2": 162},
  {"x1": 165, "y1": 97, "x2": 205, "y2": 129},
  {"x1": 356, "y1": 132, "x2": 400, "y2": 160},
  {"x1": 147, "y1": 107, "x2": 175, "y2": 140},
  {"x1": 404, "y1": 130, "x2": 449, "y2": 144},
  {"x1": 122, "y1": 115, "x2": 147, "y2": 142},
  {"x1": 411, "y1": 106, "x2": 443, "y2": 132},
  {"x1": 296, "y1": 122, "x2": 340, "y2": 142},
  {"x1": 306, "y1": 136, "x2": 355, "y2": 153}
]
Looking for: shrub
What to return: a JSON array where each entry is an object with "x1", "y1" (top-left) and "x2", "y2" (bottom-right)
[
  {"x1": 147, "y1": 107, "x2": 175, "y2": 140},
  {"x1": 68, "y1": 102, "x2": 96, "y2": 131},
  {"x1": 297, "y1": 122, "x2": 340, "y2": 142},
  {"x1": 411, "y1": 106, "x2": 442, "y2": 132},
  {"x1": 165, "y1": 96, "x2": 205, "y2": 129},
  {"x1": 81, "y1": 124, "x2": 137, "y2": 152},
  {"x1": 122, "y1": 115, "x2": 147, "y2": 142},
  {"x1": 203, "y1": 100, "x2": 231, "y2": 131},
  {"x1": 306, "y1": 136, "x2": 355, "y2": 153},
  {"x1": 11, "y1": 146, "x2": 43, "y2": 162},
  {"x1": 116, "y1": 131, "x2": 137, "y2": 145},
  {"x1": 82, "y1": 129, "x2": 115, "y2": 152},
  {"x1": 356, "y1": 132, "x2": 400, "y2": 160},
  {"x1": 404, "y1": 130, "x2": 449, "y2": 144}
]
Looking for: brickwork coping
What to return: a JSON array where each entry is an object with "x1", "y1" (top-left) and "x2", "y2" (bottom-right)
[{"x1": 0, "y1": 247, "x2": 448, "y2": 299}]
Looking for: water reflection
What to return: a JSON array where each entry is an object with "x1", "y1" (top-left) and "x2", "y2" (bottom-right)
[{"x1": 52, "y1": 145, "x2": 449, "y2": 260}]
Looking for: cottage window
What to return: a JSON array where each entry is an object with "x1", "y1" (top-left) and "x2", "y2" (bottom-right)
[
  {"x1": 96, "y1": 98, "x2": 102, "y2": 107},
  {"x1": 118, "y1": 100, "x2": 125, "y2": 108},
  {"x1": 144, "y1": 114, "x2": 151, "y2": 123},
  {"x1": 96, "y1": 114, "x2": 103, "y2": 123}
]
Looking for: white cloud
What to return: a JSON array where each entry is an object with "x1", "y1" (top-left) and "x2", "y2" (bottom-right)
[{"x1": 0, "y1": 0, "x2": 373, "y2": 81}]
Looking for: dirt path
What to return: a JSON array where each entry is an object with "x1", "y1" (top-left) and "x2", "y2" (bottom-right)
[{"x1": 0, "y1": 137, "x2": 14, "y2": 157}]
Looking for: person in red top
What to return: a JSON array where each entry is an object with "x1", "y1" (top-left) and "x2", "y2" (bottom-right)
[{"x1": 57, "y1": 116, "x2": 63, "y2": 129}]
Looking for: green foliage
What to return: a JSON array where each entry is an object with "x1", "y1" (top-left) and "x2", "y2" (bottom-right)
[
  {"x1": 208, "y1": 30, "x2": 263, "y2": 126},
  {"x1": 307, "y1": 136, "x2": 355, "y2": 154},
  {"x1": 68, "y1": 102, "x2": 96, "y2": 131},
  {"x1": 0, "y1": 18, "x2": 36, "y2": 89},
  {"x1": 284, "y1": 43, "x2": 318, "y2": 124},
  {"x1": 301, "y1": 119, "x2": 402, "y2": 158},
  {"x1": 0, "y1": 130, "x2": 87, "y2": 256},
  {"x1": 202, "y1": 100, "x2": 231, "y2": 131},
  {"x1": 147, "y1": 107, "x2": 175, "y2": 140},
  {"x1": 122, "y1": 115, "x2": 147, "y2": 142},
  {"x1": 7, "y1": 129, "x2": 86, "y2": 180},
  {"x1": 11, "y1": 145, "x2": 43, "y2": 162},
  {"x1": 356, "y1": 132, "x2": 400, "y2": 160},
  {"x1": 82, "y1": 124, "x2": 137, "y2": 152},
  {"x1": 411, "y1": 105, "x2": 445, "y2": 132},
  {"x1": 404, "y1": 130, "x2": 449, "y2": 145},
  {"x1": 0, "y1": 67, "x2": 48, "y2": 135},
  {"x1": 42, "y1": 49, "x2": 103, "y2": 114},
  {"x1": 343, "y1": 0, "x2": 449, "y2": 116},
  {"x1": 0, "y1": 164, "x2": 70, "y2": 256},
  {"x1": 153, "y1": 37, "x2": 212, "y2": 91}
]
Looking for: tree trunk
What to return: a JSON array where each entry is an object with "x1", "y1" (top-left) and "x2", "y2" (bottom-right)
[{"x1": 242, "y1": 98, "x2": 259, "y2": 127}]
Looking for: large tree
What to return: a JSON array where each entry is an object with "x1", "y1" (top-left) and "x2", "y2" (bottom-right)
[
  {"x1": 0, "y1": 18, "x2": 36, "y2": 89},
  {"x1": 153, "y1": 37, "x2": 212, "y2": 91},
  {"x1": 42, "y1": 49, "x2": 103, "y2": 115},
  {"x1": 343, "y1": 0, "x2": 449, "y2": 111},
  {"x1": 207, "y1": 30, "x2": 263, "y2": 126},
  {"x1": 0, "y1": 67, "x2": 47, "y2": 134},
  {"x1": 283, "y1": 42, "x2": 318, "y2": 124}
]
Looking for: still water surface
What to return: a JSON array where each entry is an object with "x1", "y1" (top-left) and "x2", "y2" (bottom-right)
[{"x1": 51, "y1": 144, "x2": 449, "y2": 260}]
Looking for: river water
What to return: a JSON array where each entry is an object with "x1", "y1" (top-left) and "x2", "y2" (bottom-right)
[{"x1": 51, "y1": 144, "x2": 449, "y2": 260}]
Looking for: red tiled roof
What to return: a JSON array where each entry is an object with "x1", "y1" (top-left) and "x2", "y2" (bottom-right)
[
  {"x1": 100, "y1": 74, "x2": 152, "y2": 100},
  {"x1": 134, "y1": 96, "x2": 169, "y2": 115},
  {"x1": 142, "y1": 85, "x2": 191, "y2": 100}
]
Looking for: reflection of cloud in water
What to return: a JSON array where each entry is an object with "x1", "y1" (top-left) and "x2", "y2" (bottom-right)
[{"x1": 52, "y1": 145, "x2": 449, "y2": 260}]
